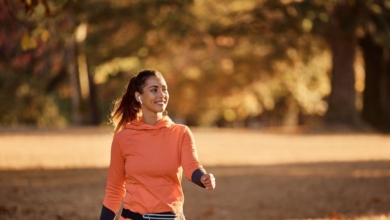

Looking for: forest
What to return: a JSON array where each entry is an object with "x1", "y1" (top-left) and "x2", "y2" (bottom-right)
[{"x1": 1, "y1": 0, "x2": 390, "y2": 132}]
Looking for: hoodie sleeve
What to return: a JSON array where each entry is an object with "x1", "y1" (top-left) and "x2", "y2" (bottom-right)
[
  {"x1": 102, "y1": 134, "x2": 126, "y2": 214},
  {"x1": 181, "y1": 126, "x2": 206, "y2": 187}
]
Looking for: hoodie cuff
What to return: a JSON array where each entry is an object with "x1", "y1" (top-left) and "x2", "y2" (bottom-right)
[
  {"x1": 99, "y1": 205, "x2": 116, "y2": 220},
  {"x1": 191, "y1": 168, "x2": 206, "y2": 188}
]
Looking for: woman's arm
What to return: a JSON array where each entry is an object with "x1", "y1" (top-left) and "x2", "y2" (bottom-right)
[
  {"x1": 99, "y1": 135, "x2": 126, "y2": 219},
  {"x1": 181, "y1": 126, "x2": 215, "y2": 190}
]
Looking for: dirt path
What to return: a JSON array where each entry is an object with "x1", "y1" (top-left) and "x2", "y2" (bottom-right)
[{"x1": 0, "y1": 128, "x2": 389, "y2": 219}]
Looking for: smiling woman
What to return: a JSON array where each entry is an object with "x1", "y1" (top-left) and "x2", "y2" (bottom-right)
[
  {"x1": 111, "y1": 70, "x2": 170, "y2": 131},
  {"x1": 134, "y1": 72, "x2": 169, "y2": 125},
  {"x1": 100, "y1": 70, "x2": 216, "y2": 220}
]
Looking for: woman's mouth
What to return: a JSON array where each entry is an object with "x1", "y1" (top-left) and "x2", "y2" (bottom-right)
[{"x1": 155, "y1": 101, "x2": 166, "y2": 105}]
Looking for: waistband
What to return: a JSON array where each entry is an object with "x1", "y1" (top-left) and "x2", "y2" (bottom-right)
[{"x1": 121, "y1": 208, "x2": 184, "y2": 220}]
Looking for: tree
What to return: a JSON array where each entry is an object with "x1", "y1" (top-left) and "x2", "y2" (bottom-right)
[
  {"x1": 2, "y1": 0, "x2": 103, "y2": 126},
  {"x1": 0, "y1": 0, "x2": 70, "y2": 127},
  {"x1": 360, "y1": 35, "x2": 390, "y2": 132},
  {"x1": 324, "y1": 0, "x2": 361, "y2": 126},
  {"x1": 2, "y1": 0, "x2": 389, "y2": 130},
  {"x1": 358, "y1": 0, "x2": 390, "y2": 132},
  {"x1": 237, "y1": 0, "x2": 390, "y2": 130}
]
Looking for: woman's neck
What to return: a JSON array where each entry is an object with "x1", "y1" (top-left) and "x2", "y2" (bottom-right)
[{"x1": 141, "y1": 112, "x2": 163, "y2": 125}]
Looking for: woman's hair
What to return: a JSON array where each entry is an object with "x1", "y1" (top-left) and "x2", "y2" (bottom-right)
[{"x1": 110, "y1": 69, "x2": 163, "y2": 134}]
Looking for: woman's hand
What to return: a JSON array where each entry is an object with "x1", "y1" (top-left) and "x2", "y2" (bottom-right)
[{"x1": 201, "y1": 173, "x2": 216, "y2": 190}]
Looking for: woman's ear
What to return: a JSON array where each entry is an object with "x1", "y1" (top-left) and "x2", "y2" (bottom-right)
[{"x1": 135, "y1": 92, "x2": 142, "y2": 104}]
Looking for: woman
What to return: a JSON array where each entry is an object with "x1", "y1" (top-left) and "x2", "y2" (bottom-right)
[{"x1": 99, "y1": 69, "x2": 216, "y2": 220}]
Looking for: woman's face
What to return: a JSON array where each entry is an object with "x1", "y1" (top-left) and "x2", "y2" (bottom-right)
[{"x1": 137, "y1": 75, "x2": 169, "y2": 115}]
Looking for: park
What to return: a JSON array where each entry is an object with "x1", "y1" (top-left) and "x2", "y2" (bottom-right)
[{"x1": 1, "y1": 0, "x2": 390, "y2": 219}]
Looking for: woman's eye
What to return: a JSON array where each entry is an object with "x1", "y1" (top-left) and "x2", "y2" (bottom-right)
[{"x1": 151, "y1": 89, "x2": 157, "y2": 92}]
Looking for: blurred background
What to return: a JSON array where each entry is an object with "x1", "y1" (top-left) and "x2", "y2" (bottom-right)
[
  {"x1": 1, "y1": 0, "x2": 389, "y2": 132},
  {"x1": 1, "y1": 0, "x2": 390, "y2": 220}
]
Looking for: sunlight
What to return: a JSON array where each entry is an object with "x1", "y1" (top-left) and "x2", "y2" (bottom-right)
[{"x1": 4, "y1": 129, "x2": 390, "y2": 169}]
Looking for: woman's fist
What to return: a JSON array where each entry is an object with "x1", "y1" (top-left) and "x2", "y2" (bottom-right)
[{"x1": 200, "y1": 173, "x2": 216, "y2": 190}]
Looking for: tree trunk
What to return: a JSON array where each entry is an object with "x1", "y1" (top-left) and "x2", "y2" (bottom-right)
[
  {"x1": 324, "y1": 1, "x2": 360, "y2": 126},
  {"x1": 75, "y1": 21, "x2": 100, "y2": 125},
  {"x1": 386, "y1": 55, "x2": 390, "y2": 131},
  {"x1": 360, "y1": 35, "x2": 390, "y2": 132},
  {"x1": 386, "y1": 59, "x2": 390, "y2": 132},
  {"x1": 87, "y1": 59, "x2": 100, "y2": 125},
  {"x1": 65, "y1": 35, "x2": 83, "y2": 125}
]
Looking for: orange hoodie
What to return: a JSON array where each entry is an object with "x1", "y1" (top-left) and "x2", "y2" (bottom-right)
[{"x1": 103, "y1": 116, "x2": 205, "y2": 215}]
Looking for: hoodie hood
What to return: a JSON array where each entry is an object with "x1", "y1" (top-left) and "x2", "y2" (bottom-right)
[{"x1": 125, "y1": 116, "x2": 174, "y2": 130}]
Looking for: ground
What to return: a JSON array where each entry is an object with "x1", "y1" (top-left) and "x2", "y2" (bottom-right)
[{"x1": 0, "y1": 127, "x2": 389, "y2": 220}]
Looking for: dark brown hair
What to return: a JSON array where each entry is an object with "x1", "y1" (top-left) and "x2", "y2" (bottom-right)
[{"x1": 110, "y1": 69, "x2": 163, "y2": 134}]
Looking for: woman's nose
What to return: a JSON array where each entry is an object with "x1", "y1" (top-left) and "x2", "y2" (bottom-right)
[{"x1": 157, "y1": 90, "x2": 164, "y2": 97}]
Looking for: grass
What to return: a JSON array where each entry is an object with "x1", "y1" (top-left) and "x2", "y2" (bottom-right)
[{"x1": 0, "y1": 127, "x2": 389, "y2": 219}]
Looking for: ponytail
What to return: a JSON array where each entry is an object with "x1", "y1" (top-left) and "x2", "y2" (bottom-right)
[
  {"x1": 111, "y1": 76, "x2": 140, "y2": 134},
  {"x1": 110, "y1": 69, "x2": 162, "y2": 134}
]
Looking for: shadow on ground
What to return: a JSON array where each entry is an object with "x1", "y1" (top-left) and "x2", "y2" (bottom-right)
[{"x1": 0, "y1": 160, "x2": 389, "y2": 220}]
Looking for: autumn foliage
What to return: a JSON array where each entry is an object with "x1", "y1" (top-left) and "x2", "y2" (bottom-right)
[{"x1": 1, "y1": 0, "x2": 389, "y2": 132}]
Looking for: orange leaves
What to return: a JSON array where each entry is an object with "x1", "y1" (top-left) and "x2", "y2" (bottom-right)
[
  {"x1": 329, "y1": 212, "x2": 341, "y2": 219},
  {"x1": 20, "y1": 28, "x2": 50, "y2": 51},
  {"x1": 21, "y1": 30, "x2": 36, "y2": 51},
  {"x1": 200, "y1": 207, "x2": 215, "y2": 217}
]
